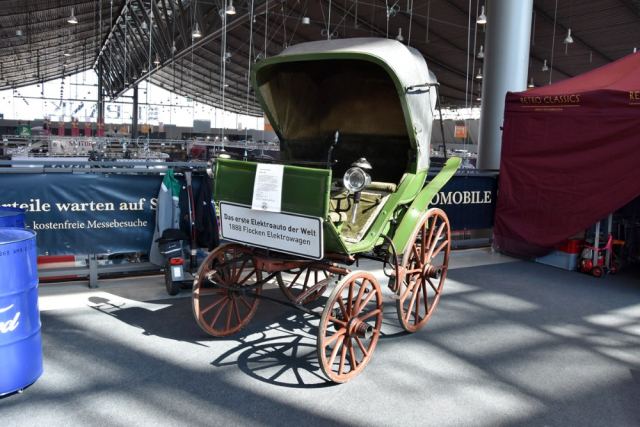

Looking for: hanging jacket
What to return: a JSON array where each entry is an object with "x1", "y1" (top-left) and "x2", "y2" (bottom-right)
[
  {"x1": 149, "y1": 169, "x2": 181, "y2": 266},
  {"x1": 195, "y1": 176, "x2": 220, "y2": 251}
]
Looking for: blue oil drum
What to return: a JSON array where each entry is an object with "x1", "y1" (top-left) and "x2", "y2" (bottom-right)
[
  {"x1": 0, "y1": 228, "x2": 43, "y2": 396},
  {"x1": 0, "y1": 207, "x2": 26, "y2": 228}
]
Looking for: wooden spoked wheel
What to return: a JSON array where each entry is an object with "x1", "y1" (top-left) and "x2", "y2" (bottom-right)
[
  {"x1": 192, "y1": 244, "x2": 262, "y2": 337},
  {"x1": 277, "y1": 266, "x2": 333, "y2": 305},
  {"x1": 396, "y1": 208, "x2": 451, "y2": 332},
  {"x1": 317, "y1": 271, "x2": 383, "y2": 383}
]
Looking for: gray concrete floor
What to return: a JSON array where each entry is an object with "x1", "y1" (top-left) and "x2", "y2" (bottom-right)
[{"x1": 2, "y1": 248, "x2": 639, "y2": 427}]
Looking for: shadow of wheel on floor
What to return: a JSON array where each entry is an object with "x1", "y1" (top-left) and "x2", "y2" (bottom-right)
[{"x1": 211, "y1": 331, "x2": 336, "y2": 388}]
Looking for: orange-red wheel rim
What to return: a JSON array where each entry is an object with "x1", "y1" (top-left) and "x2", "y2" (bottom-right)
[
  {"x1": 192, "y1": 244, "x2": 262, "y2": 337},
  {"x1": 396, "y1": 208, "x2": 450, "y2": 333},
  {"x1": 317, "y1": 271, "x2": 383, "y2": 383}
]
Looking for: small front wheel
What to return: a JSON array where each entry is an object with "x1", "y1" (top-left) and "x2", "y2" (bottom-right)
[
  {"x1": 165, "y1": 260, "x2": 181, "y2": 296},
  {"x1": 192, "y1": 244, "x2": 262, "y2": 337},
  {"x1": 317, "y1": 271, "x2": 383, "y2": 383}
]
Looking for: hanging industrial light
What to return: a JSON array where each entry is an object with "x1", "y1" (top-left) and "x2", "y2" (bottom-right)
[
  {"x1": 68, "y1": 7, "x2": 78, "y2": 25},
  {"x1": 477, "y1": 45, "x2": 484, "y2": 59},
  {"x1": 541, "y1": 59, "x2": 549, "y2": 71},
  {"x1": 154, "y1": 54, "x2": 161, "y2": 65},
  {"x1": 16, "y1": 29, "x2": 23, "y2": 36},
  {"x1": 192, "y1": 23, "x2": 202, "y2": 38},
  {"x1": 528, "y1": 78, "x2": 535, "y2": 88},
  {"x1": 475, "y1": 67, "x2": 483, "y2": 80},
  {"x1": 226, "y1": 0, "x2": 236, "y2": 15},
  {"x1": 302, "y1": 17, "x2": 310, "y2": 25},
  {"x1": 477, "y1": 6, "x2": 487, "y2": 24},
  {"x1": 396, "y1": 28, "x2": 404, "y2": 42},
  {"x1": 171, "y1": 40, "x2": 177, "y2": 53},
  {"x1": 141, "y1": 21, "x2": 148, "y2": 30},
  {"x1": 564, "y1": 29, "x2": 573, "y2": 44},
  {"x1": 63, "y1": 49, "x2": 71, "y2": 57}
]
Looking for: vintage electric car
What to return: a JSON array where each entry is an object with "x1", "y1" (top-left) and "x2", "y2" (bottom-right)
[{"x1": 192, "y1": 38, "x2": 461, "y2": 383}]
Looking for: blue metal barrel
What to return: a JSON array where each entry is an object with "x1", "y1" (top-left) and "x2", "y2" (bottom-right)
[
  {"x1": 0, "y1": 228, "x2": 43, "y2": 396},
  {"x1": 0, "y1": 207, "x2": 26, "y2": 228}
]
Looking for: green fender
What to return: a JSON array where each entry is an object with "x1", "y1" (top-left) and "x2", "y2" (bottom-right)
[{"x1": 392, "y1": 157, "x2": 462, "y2": 255}]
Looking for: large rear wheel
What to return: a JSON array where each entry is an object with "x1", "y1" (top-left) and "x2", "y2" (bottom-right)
[
  {"x1": 192, "y1": 244, "x2": 262, "y2": 337},
  {"x1": 317, "y1": 271, "x2": 383, "y2": 383},
  {"x1": 396, "y1": 208, "x2": 451, "y2": 332}
]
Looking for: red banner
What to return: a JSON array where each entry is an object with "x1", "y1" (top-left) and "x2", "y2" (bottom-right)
[
  {"x1": 494, "y1": 52, "x2": 640, "y2": 257},
  {"x1": 71, "y1": 118, "x2": 79, "y2": 136},
  {"x1": 96, "y1": 119, "x2": 104, "y2": 136}
]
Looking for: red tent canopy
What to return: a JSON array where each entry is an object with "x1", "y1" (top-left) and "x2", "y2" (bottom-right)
[{"x1": 494, "y1": 52, "x2": 640, "y2": 257}]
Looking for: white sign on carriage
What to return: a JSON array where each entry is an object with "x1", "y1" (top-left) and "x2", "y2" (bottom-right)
[
  {"x1": 251, "y1": 163, "x2": 284, "y2": 212},
  {"x1": 219, "y1": 202, "x2": 324, "y2": 259}
]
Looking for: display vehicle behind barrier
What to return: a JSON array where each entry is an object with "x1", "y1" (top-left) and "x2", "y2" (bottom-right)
[{"x1": 191, "y1": 38, "x2": 461, "y2": 383}]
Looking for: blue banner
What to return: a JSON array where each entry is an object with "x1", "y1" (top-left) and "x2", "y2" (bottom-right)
[
  {"x1": 0, "y1": 173, "x2": 162, "y2": 255},
  {"x1": 0, "y1": 173, "x2": 202, "y2": 256},
  {"x1": 428, "y1": 174, "x2": 498, "y2": 231},
  {"x1": 0, "y1": 170, "x2": 492, "y2": 254}
]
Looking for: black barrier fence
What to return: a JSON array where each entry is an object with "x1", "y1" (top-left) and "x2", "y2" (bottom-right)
[
  {"x1": 0, "y1": 166, "x2": 203, "y2": 256},
  {"x1": 0, "y1": 165, "x2": 498, "y2": 257}
]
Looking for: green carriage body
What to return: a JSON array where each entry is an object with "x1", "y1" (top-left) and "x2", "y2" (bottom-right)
[
  {"x1": 197, "y1": 38, "x2": 462, "y2": 382},
  {"x1": 213, "y1": 38, "x2": 460, "y2": 257}
]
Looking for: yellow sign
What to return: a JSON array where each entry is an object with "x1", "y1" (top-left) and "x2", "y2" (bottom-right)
[
  {"x1": 519, "y1": 94, "x2": 581, "y2": 104},
  {"x1": 454, "y1": 125, "x2": 468, "y2": 138}
]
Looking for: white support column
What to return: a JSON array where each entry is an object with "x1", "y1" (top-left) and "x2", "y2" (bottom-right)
[{"x1": 477, "y1": 0, "x2": 533, "y2": 170}]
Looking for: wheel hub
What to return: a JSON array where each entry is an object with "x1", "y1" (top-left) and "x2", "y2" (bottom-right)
[
  {"x1": 347, "y1": 317, "x2": 373, "y2": 339},
  {"x1": 422, "y1": 264, "x2": 442, "y2": 279}
]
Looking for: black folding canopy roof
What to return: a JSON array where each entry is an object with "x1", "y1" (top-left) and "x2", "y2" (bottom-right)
[{"x1": 1, "y1": 0, "x2": 639, "y2": 117}]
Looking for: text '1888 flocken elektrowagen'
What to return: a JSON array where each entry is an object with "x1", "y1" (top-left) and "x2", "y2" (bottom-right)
[{"x1": 192, "y1": 37, "x2": 461, "y2": 383}]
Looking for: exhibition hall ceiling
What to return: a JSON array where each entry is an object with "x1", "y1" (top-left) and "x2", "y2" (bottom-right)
[{"x1": 1, "y1": 0, "x2": 638, "y2": 116}]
